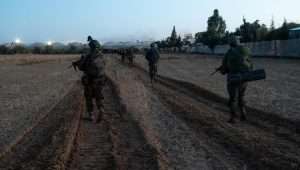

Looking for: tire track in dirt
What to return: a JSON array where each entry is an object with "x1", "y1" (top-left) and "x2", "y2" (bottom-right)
[
  {"x1": 157, "y1": 76, "x2": 300, "y2": 145},
  {"x1": 0, "y1": 82, "x2": 83, "y2": 170},
  {"x1": 132, "y1": 64, "x2": 300, "y2": 170},
  {"x1": 109, "y1": 58, "x2": 240, "y2": 169},
  {"x1": 68, "y1": 79, "x2": 159, "y2": 170}
]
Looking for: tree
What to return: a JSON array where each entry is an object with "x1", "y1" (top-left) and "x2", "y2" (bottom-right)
[
  {"x1": 32, "y1": 46, "x2": 42, "y2": 54},
  {"x1": 0, "y1": 45, "x2": 9, "y2": 54},
  {"x1": 203, "y1": 9, "x2": 226, "y2": 52},
  {"x1": 169, "y1": 25, "x2": 178, "y2": 47},
  {"x1": 176, "y1": 36, "x2": 183, "y2": 48},
  {"x1": 265, "y1": 18, "x2": 276, "y2": 41},
  {"x1": 277, "y1": 19, "x2": 289, "y2": 40},
  {"x1": 270, "y1": 17, "x2": 275, "y2": 31},
  {"x1": 256, "y1": 24, "x2": 269, "y2": 41},
  {"x1": 239, "y1": 18, "x2": 268, "y2": 42},
  {"x1": 13, "y1": 45, "x2": 29, "y2": 54},
  {"x1": 195, "y1": 32, "x2": 205, "y2": 44},
  {"x1": 44, "y1": 45, "x2": 54, "y2": 54}
]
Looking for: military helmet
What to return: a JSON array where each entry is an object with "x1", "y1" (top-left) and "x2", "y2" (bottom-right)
[{"x1": 87, "y1": 35, "x2": 93, "y2": 41}]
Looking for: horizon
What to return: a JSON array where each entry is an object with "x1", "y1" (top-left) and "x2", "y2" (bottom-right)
[{"x1": 0, "y1": 0, "x2": 299, "y2": 43}]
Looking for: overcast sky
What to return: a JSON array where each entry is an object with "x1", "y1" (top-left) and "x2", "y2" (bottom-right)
[{"x1": 0, "y1": 0, "x2": 299, "y2": 43}]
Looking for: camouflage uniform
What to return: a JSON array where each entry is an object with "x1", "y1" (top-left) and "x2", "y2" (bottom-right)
[
  {"x1": 220, "y1": 43, "x2": 253, "y2": 123},
  {"x1": 145, "y1": 46, "x2": 160, "y2": 82},
  {"x1": 118, "y1": 49, "x2": 126, "y2": 62},
  {"x1": 76, "y1": 36, "x2": 105, "y2": 121},
  {"x1": 125, "y1": 48, "x2": 135, "y2": 64},
  {"x1": 88, "y1": 36, "x2": 101, "y2": 51}
]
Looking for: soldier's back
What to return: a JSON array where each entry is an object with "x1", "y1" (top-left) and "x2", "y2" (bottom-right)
[{"x1": 226, "y1": 46, "x2": 252, "y2": 73}]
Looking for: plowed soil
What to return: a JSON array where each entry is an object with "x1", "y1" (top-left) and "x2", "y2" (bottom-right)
[{"x1": 1, "y1": 54, "x2": 299, "y2": 170}]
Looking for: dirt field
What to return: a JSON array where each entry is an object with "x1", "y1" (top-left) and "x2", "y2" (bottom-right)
[
  {"x1": 0, "y1": 54, "x2": 80, "y2": 152},
  {"x1": 0, "y1": 54, "x2": 300, "y2": 170},
  {"x1": 135, "y1": 54, "x2": 300, "y2": 121}
]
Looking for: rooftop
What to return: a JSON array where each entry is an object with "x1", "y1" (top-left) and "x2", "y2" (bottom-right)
[{"x1": 289, "y1": 27, "x2": 300, "y2": 31}]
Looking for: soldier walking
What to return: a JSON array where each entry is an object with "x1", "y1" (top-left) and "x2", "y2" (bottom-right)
[
  {"x1": 217, "y1": 37, "x2": 253, "y2": 123},
  {"x1": 145, "y1": 44, "x2": 160, "y2": 83},
  {"x1": 72, "y1": 36, "x2": 105, "y2": 123}
]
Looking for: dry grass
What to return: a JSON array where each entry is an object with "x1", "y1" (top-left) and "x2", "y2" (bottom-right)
[
  {"x1": 0, "y1": 56, "x2": 81, "y2": 152},
  {"x1": 0, "y1": 54, "x2": 80, "y2": 65},
  {"x1": 135, "y1": 54, "x2": 300, "y2": 121}
]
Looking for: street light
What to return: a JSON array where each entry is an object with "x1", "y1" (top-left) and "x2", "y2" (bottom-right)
[
  {"x1": 15, "y1": 38, "x2": 21, "y2": 44},
  {"x1": 47, "y1": 41, "x2": 53, "y2": 46}
]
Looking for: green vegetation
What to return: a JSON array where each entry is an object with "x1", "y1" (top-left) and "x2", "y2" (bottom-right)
[
  {"x1": 194, "y1": 9, "x2": 300, "y2": 46},
  {"x1": 155, "y1": 9, "x2": 300, "y2": 52},
  {"x1": 201, "y1": 9, "x2": 226, "y2": 52},
  {"x1": 153, "y1": 26, "x2": 183, "y2": 51}
]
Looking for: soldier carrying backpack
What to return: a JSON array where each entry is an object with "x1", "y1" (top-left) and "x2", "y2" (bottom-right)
[
  {"x1": 145, "y1": 44, "x2": 160, "y2": 83},
  {"x1": 217, "y1": 37, "x2": 253, "y2": 123},
  {"x1": 72, "y1": 36, "x2": 105, "y2": 123}
]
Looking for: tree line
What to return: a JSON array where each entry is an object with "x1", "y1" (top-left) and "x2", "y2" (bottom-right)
[
  {"x1": 155, "y1": 9, "x2": 300, "y2": 52},
  {"x1": 0, "y1": 43, "x2": 89, "y2": 54},
  {"x1": 1, "y1": 9, "x2": 299, "y2": 54}
]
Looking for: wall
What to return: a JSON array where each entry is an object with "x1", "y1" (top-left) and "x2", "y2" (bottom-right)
[{"x1": 191, "y1": 39, "x2": 300, "y2": 58}]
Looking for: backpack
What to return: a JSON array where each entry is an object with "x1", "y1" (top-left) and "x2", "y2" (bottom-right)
[
  {"x1": 226, "y1": 46, "x2": 253, "y2": 73},
  {"x1": 146, "y1": 49, "x2": 159, "y2": 64},
  {"x1": 77, "y1": 54, "x2": 103, "y2": 78}
]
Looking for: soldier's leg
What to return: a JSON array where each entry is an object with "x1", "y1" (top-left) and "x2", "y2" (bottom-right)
[
  {"x1": 154, "y1": 64, "x2": 158, "y2": 80},
  {"x1": 238, "y1": 83, "x2": 248, "y2": 121},
  {"x1": 84, "y1": 85, "x2": 94, "y2": 119},
  {"x1": 129, "y1": 56, "x2": 134, "y2": 64},
  {"x1": 149, "y1": 64, "x2": 154, "y2": 82},
  {"x1": 94, "y1": 78, "x2": 105, "y2": 122},
  {"x1": 227, "y1": 83, "x2": 238, "y2": 123}
]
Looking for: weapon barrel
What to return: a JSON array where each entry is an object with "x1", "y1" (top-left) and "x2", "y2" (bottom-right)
[{"x1": 228, "y1": 69, "x2": 266, "y2": 83}]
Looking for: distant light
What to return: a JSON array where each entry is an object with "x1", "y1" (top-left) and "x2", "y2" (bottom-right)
[
  {"x1": 15, "y1": 38, "x2": 21, "y2": 44},
  {"x1": 47, "y1": 41, "x2": 53, "y2": 46}
]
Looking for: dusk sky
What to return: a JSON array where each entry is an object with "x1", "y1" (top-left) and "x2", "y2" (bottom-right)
[{"x1": 0, "y1": 0, "x2": 299, "y2": 43}]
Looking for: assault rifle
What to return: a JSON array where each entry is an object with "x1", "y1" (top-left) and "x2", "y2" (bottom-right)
[
  {"x1": 68, "y1": 54, "x2": 86, "y2": 72},
  {"x1": 68, "y1": 62, "x2": 78, "y2": 71},
  {"x1": 210, "y1": 66, "x2": 224, "y2": 76}
]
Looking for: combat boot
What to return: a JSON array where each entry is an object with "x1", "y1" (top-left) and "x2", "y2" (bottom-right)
[
  {"x1": 93, "y1": 108, "x2": 104, "y2": 123},
  {"x1": 86, "y1": 112, "x2": 93, "y2": 121},
  {"x1": 228, "y1": 115, "x2": 236, "y2": 124},
  {"x1": 228, "y1": 104, "x2": 237, "y2": 124}
]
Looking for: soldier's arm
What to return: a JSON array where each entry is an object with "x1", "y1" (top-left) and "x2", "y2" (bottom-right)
[
  {"x1": 145, "y1": 51, "x2": 150, "y2": 61},
  {"x1": 157, "y1": 51, "x2": 160, "y2": 60},
  {"x1": 244, "y1": 47, "x2": 254, "y2": 70},
  {"x1": 219, "y1": 52, "x2": 229, "y2": 74}
]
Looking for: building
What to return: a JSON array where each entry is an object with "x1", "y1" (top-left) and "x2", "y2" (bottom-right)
[
  {"x1": 183, "y1": 33, "x2": 195, "y2": 44},
  {"x1": 289, "y1": 27, "x2": 300, "y2": 39}
]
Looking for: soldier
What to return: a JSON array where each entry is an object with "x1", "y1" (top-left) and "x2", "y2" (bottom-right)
[
  {"x1": 126, "y1": 47, "x2": 135, "y2": 64},
  {"x1": 87, "y1": 35, "x2": 101, "y2": 51},
  {"x1": 118, "y1": 48, "x2": 126, "y2": 62},
  {"x1": 218, "y1": 37, "x2": 253, "y2": 123},
  {"x1": 145, "y1": 44, "x2": 160, "y2": 83},
  {"x1": 72, "y1": 36, "x2": 105, "y2": 122}
]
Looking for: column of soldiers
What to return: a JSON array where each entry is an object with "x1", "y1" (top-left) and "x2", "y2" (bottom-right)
[
  {"x1": 117, "y1": 47, "x2": 135, "y2": 64},
  {"x1": 73, "y1": 35, "x2": 260, "y2": 124}
]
